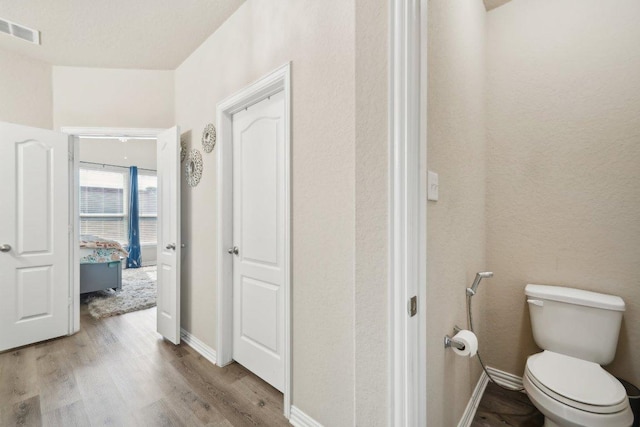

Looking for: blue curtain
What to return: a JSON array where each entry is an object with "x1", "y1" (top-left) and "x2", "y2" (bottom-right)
[{"x1": 127, "y1": 166, "x2": 142, "y2": 268}]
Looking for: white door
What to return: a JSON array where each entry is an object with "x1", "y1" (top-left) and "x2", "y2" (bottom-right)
[
  {"x1": 232, "y1": 92, "x2": 286, "y2": 392},
  {"x1": 156, "y1": 126, "x2": 181, "y2": 344},
  {"x1": 0, "y1": 122, "x2": 71, "y2": 352}
]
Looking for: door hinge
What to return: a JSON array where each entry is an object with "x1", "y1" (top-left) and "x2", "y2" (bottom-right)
[
  {"x1": 408, "y1": 295, "x2": 417, "y2": 317},
  {"x1": 68, "y1": 297, "x2": 72, "y2": 307},
  {"x1": 68, "y1": 151, "x2": 74, "y2": 161}
]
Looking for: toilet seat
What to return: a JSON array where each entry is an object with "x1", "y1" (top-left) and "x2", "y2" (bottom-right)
[{"x1": 526, "y1": 351, "x2": 628, "y2": 414}]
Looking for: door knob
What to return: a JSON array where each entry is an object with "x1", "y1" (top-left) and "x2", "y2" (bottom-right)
[
  {"x1": 227, "y1": 246, "x2": 239, "y2": 255},
  {"x1": 166, "y1": 243, "x2": 176, "y2": 250},
  {"x1": 0, "y1": 244, "x2": 11, "y2": 253}
]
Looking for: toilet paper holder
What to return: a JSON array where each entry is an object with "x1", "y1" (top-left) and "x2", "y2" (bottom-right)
[{"x1": 444, "y1": 326, "x2": 465, "y2": 350}]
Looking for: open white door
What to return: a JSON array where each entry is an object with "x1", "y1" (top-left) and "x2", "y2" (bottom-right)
[
  {"x1": 156, "y1": 126, "x2": 181, "y2": 344},
  {"x1": 0, "y1": 122, "x2": 71, "y2": 352}
]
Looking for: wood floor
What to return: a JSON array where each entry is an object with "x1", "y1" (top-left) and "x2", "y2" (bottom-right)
[
  {"x1": 472, "y1": 382, "x2": 544, "y2": 427},
  {"x1": 0, "y1": 306, "x2": 289, "y2": 427}
]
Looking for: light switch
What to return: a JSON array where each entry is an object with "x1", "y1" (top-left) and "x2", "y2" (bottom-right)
[{"x1": 428, "y1": 171, "x2": 439, "y2": 201}]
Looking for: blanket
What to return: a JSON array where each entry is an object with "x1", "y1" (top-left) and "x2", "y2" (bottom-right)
[{"x1": 80, "y1": 235, "x2": 129, "y2": 257}]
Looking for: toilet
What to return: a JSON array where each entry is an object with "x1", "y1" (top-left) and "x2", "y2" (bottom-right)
[{"x1": 524, "y1": 284, "x2": 634, "y2": 427}]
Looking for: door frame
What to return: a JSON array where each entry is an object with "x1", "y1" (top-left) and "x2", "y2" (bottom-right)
[
  {"x1": 60, "y1": 127, "x2": 165, "y2": 335},
  {"x1": 388, "y1": 0, "x2": 427, "y2": 425},
  {"x1": 215, "y1": 63, "x2": 291, "y2": 418}
]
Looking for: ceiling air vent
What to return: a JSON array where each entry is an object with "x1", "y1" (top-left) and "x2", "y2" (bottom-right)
[{"x1": 0, "y1": 18, "x2": 40, "y2": 45}]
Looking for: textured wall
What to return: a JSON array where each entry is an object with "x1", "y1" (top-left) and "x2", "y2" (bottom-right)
[
  {"x1": 52, "y1": 66, "x2": 174, "y2": 130},
  {"x1": 355, "y1": 0, "x2": 389, "y2": 425},
  {"x1": 0, "y1": 48, "x2": 52, "y2": 129},
  {"x1": 486, "y1": 0, "x2": 640, "y2": 386},
  {"x1": 174, "y1": 0, "x2": 356, "y2": 424},
  {"x1": 427, "y1": 1, "x2": 487, "y2": 425}
]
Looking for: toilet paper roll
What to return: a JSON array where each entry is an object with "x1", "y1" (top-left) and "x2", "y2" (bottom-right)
[{"x1": 451, "y1": 330, "x2": 478, "y2": 358}]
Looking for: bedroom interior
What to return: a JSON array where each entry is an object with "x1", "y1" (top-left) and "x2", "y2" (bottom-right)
[{"x1": 78, "y1": 135, "x2": 159, "y2": 319}]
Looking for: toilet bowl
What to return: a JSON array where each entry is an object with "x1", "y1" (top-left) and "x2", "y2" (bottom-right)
[
  {"x1": 523, "y1": 351, "x2": 633, "y2": 427},
  {"x1": 524, "y1": 284, "x2": 633, "y2": 427}
]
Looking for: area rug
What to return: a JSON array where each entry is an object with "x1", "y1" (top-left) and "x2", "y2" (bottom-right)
[{"x1": 84, "y1": 266, "x2": 157, "y2": 319}]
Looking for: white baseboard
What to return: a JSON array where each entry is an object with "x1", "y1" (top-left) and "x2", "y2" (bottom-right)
[
  {"x1": 180, "y1": 328, "x2": 217, "y2": 365},
  {"x1": 485, "y1": 366, "x2": 524, "y2": 391},
  {"x1": 457, "y1": 372, "x2": 489, "y2": 427},
  {"x1": 289, "y1": 406, "x2": 323, "y2": 427},
  {"x1": 457, "y1": 367, "x2": 525, "y2": 427}
]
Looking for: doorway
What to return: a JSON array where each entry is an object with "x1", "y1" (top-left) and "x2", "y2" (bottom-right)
[
  {"x1": 63, "y1": 127, "x2": 181, "y2": 344},
  {"x1": 216, "y1": 63, "x2": 292, "y2": 417}
]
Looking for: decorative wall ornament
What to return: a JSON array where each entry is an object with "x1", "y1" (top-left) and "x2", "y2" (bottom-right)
[
  {"x1": 185, "y1": 149, "x2": 203, "y2": 187},
  {"x1": 202, "y1": 123, "x2": 216, "y2": 153},
  {"x1": 180, "y1": 135, "x2": 187, "y2": 163}
]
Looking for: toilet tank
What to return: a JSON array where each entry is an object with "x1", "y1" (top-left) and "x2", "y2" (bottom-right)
[{"x1": 525, "y1": 284, "x2": 625, "y2": 365}]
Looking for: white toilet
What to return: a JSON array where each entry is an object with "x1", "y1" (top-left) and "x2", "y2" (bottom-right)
[{"x1": 524, "y1": 284, "x2": 634, "y2": 427}]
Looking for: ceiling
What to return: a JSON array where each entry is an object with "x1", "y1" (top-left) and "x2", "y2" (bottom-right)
[
  {"x1": 0, "y1": 0, "x2": 245, "y2": 69},
  {"x1": 484, "y1": 0, "x2": 512, "y2": 11}
]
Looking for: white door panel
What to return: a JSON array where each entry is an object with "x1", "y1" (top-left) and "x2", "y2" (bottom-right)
[
  {"x1": 0, "y1": 122, "x2": 70, "y2": 352},
  {"x1": 156, "y1": 126, "x2": 181, "y2": 344},
  {"x1": 232, "y1": 92, "x2": 285, "y2": 392}
]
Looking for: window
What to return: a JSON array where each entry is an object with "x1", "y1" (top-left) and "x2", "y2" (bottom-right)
[
  {"x1": 80, "y1": 167, "x2": 127, "y2": 243},
  {"x1": 79, "y1": 164, "x2": 158, "y2": 246}
]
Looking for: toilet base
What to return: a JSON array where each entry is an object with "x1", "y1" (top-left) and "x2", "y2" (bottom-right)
[{"x1": 524, "y1": 371, "x2": 633, "y2": 427}]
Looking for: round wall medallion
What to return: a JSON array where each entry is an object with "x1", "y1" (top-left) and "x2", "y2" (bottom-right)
[
  {"x1": 202, "y1": 123, "x2": 216, "y2": 153},
  {"x1": 180, "y1": 135, "x2": 187, "y2": 163},
  {"x1": 185, "y1": 149, "x2": 203, "y2": 187}
]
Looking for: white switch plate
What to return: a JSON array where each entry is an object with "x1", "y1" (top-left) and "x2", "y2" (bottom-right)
[{"x1": 428, "y1": 171, "x2": 439, "y2": 201}]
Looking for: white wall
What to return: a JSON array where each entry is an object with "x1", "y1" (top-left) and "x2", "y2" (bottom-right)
[
  {"x1": 427, "y1": 1, "x2": 487, "y2": 425},
  {"x1": 52, "y1": 66, "x2": 174, "y2": 130},
  {"x1": 354, "y1": 0, "x2": 389, "y2": 424},
  {"x1": 486, "y1": 0, "x2": 640, "y2": 386},
  {"x1": 175, "y1": 0, "x2": 357, "y2": 424},
  {"x1": 0, "y1": 48, "x2": 53, "y2": 129}
]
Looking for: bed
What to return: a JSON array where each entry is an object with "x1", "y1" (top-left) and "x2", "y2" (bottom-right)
[{"x1": 79, "y1": 235, "x2": 129, "y2": 294}]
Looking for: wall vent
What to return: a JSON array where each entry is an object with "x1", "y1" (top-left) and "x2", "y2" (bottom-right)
[{"x1": 0, "y1": 18, "x2": 40, "y2": 45}]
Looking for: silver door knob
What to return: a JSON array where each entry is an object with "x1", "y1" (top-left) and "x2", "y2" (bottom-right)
[
  {"x1": 166, "y1": 243, "x2": 176, "y2": 250},
  {"x1": 227, "y1": 246, "x2": 239, "y2": 255},
  {"x1": 0, "y1": 244, "x2": 11, "y2": 252}
]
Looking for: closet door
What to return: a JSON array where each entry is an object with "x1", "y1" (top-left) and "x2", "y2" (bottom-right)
[{"x1": 231, "y1": 93, "x2": 286, "y2": 392}]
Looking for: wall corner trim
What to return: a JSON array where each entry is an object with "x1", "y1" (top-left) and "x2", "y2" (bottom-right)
[
  {"x1": 289, "y1": 406, "x2": 323, "y2": 427},
  {"x1": 457, "y1": 367, "x2": 525, "y2": 427},
  {"x1": 180, "y1": 328, "x2": 217, "y2": 365},
  {"x1": 457, "y1": 372, "x2": 489, "y2": 427}
]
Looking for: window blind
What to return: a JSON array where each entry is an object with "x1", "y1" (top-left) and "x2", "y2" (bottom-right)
[{"x1": 79, "y1": 164, "x2": 158, "y2": 246}]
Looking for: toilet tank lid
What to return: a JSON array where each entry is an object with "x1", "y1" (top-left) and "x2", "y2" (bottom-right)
[{"x1": 525, "y1": 284, "x2": 625, "y2": 312}]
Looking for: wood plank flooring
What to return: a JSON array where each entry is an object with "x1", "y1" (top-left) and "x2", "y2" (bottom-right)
[
  {"x1": 0, "y1": 306, "x2": 289, "y2": 427},
  {"x1": 472, "y1": 382, "x2": 544, "y2": 427}
]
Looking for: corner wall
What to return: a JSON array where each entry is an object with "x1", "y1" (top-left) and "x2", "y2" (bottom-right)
[
  {"x1": 486, "y1": 0, "x2": 640, "y2": 386},
  {"x1": 0, "y1": 48, "x2": 53, "y2": 129},
  {"x1": 426, "y1": 0, "x2": 487, "y2": 425},
  {"x1": 174, "y1": 0, "x2": 357, "y2": 424}
]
